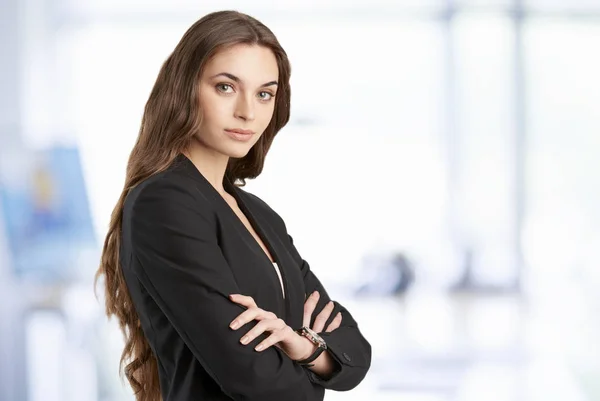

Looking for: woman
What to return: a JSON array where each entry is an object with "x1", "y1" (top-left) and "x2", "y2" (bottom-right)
[{"x1": 95, "y1": 10, "x2": 371, "y2": 401}]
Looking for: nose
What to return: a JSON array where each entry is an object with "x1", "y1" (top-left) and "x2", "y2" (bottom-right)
[{"x1": 234, "y1": 93, "x2": 255, "y2": 122}]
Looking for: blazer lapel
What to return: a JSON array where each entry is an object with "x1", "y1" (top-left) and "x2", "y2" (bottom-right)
[
  {"x1": 175, "y1": 154, "x2": 302, "y2": 326},
  {"x1": 228, "y1": 184, "x2": 304, "y2": 327}
]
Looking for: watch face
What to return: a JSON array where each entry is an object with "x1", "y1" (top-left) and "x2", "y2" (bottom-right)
[{"x1": 302, "y1": 327, "x2": 327, "y2": 348}]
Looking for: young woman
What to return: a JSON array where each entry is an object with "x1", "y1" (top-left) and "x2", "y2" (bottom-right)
[{"x1": 95, "y1": 10, "x2": 371, "y2": 401}]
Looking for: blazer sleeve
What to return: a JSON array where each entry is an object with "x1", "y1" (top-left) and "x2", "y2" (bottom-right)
[
  {"x1": 126, "y1": 178, "x2": 317, "y2": 401},
  {"x1": 286, "y1": 234, "x2": 372, "y2": 391}
]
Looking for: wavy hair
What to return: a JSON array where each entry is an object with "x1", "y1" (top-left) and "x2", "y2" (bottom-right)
[{"x1": 94, "y1": 10, "x2": 292, "y2": 401}]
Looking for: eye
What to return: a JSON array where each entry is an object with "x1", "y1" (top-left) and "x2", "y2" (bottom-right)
[
  {"x1": 216, "y1": 83, "x2": 234, "y2": 93},
  {"x1": 258, "y1": 91, "x2": 274, "y2": 101}
]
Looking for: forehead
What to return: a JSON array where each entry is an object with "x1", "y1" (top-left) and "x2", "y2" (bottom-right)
[{"x1": 202, "y1": 44, "x2": 279, "y2": 83}]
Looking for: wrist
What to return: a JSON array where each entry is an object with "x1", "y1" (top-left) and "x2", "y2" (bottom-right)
[
  {"x1": 293, "y1": 326, "x2": 328, "y2": 365},
  {"x1": 296, "y1": 333, "x2": 318, "y2": 361}
]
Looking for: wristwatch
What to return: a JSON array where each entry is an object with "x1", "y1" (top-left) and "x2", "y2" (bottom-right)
[{"x1": 294, "y1": 326, "x2": 327, "y2": 367}]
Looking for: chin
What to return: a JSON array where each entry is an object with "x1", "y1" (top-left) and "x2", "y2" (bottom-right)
[{"x1": 223, "y1": 145, "x2": 253, "y2": 159}]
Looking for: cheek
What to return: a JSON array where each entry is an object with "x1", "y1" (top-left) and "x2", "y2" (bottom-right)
[
  {"x1": 259, "y1": 103, "x2": 276, "y2": 126},
  {"x1": 199, "y1": 92, "x2": 229, "y2": 125},
  {"x1": 202, "y1": 108, "x2": 230, "y2": 135}
]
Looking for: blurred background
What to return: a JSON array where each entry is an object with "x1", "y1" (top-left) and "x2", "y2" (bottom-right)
[{"x1": 1, "y1": 0, "x2": 599, "y2": 400}]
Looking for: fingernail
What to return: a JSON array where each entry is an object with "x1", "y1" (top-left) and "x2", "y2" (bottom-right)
[
  {"x1": 241, "y1": 336, "x2": 249, "y2": 344},
  {"x1": 312, "y1": 291, "x2": 319, "y2": 297},
  {"x1": 255, "y1": 344, "x2": 264, "y2": 351},
  {"x1": 230, "y1": 321, "x2": 239, "y2": 330}
]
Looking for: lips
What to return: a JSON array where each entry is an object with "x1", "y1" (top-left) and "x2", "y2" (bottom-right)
[
  {"x1": 224, "y1": 128, "x2": 255, "y2": 142},
  {"x1": 225, "y1": 128, "x2": 254, "y2": 135}
]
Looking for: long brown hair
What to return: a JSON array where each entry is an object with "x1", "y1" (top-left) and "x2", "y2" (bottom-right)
[{"x1": 94, "y1": 10, "x2": 291, "y2": 401}]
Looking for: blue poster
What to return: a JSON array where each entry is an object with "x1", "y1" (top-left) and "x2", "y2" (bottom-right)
[{"x1": 0, "y1": 146, "x2": 97, "y2": 282}]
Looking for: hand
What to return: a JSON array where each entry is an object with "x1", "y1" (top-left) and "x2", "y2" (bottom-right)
[
  {"x1": 228, "y1": 294, "x2": 315, "y2": 361},
  {"x1": 303, "y1": 291, "x2": 342, "y2": 333}
]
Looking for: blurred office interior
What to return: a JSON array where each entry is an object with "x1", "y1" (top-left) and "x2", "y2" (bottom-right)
[{"x1": 0, "y1": 0, "x2": 599, "y2": 400}]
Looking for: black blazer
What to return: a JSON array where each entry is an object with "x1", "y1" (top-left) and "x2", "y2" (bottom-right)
[{"x1": 120, "y1": 154, "x2": 371, "y2": 400}]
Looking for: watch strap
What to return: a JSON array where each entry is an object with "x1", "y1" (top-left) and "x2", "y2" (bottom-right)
[
  {"x1": 295, "y1": 344, "x2": 325, "y2": 367},
  {"x1": 294, "y1": 327, "x2": 327, "y2": 367}
]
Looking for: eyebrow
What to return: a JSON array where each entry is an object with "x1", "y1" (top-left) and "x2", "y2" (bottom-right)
[{"x1": 210, "y1": 72, "x2": 278, "y2": 87}]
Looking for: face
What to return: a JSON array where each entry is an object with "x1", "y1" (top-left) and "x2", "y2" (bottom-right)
[{"x1": 194, "y1": 44, "x2": 279, "y2": 159}]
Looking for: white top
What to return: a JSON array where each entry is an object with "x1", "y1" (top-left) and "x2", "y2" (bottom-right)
[{"x1": 272, "y1": 262, "x2": 285, "y2": 298}]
